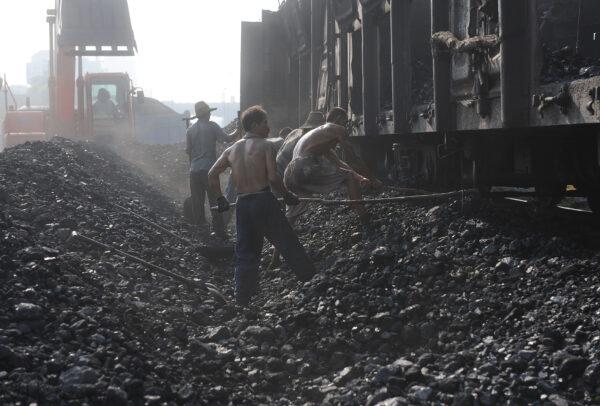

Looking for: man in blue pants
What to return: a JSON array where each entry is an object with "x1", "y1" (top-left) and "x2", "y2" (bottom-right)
[
  {"x1": 186, "y1": 101, "x2": 241, "y2": 239},
  {"x1": 208, "y1": 106, "x2": 315, "y2": 305}
]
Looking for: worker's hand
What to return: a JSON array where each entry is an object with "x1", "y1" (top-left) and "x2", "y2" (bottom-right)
[
  {"x1": 352, "y1": 172, "x2": 370, "y2": 187},
  {"x1": 283, "y1": 192, "x2": 300, "y2": 206},
  {"x1": 216, "y1": 196, "x2": 230, "y2": 212}
]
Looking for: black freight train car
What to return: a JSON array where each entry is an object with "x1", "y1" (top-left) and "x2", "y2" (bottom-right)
[{"x1": 240, "y1": 0, "x2": 600, "y2": 211}]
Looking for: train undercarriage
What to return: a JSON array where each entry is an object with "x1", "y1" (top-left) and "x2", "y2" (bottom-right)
[{"x1": 241, "y1": 0, "x2": 600, "y2": 211}]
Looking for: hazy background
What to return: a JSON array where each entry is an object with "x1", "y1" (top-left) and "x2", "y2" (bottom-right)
[{"x1": 0, "y1": 0, "x2": 279, "y2": 104}]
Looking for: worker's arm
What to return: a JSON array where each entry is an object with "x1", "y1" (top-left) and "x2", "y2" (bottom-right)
[
  {"x1": 224, "y1": 127, "x2": 243, "y2": 143},
  {"x1": 324, "y1": 149, "x2": 353, "y2": 173},
  {"x1": 324, "y1": 150, "x2": 370, "y2": 187},
  {"x1": 266, "y1": 143, "x2": 298, "y2": 204},
  {"x1": 323, "y1": 125, "x2": 367, "y2": 179},
  {"x1": 336, "y1": 129, "x2": 383, "y2": 189},
  {"x1": 208, "y1": 148, "x2": 231, "y2": 197},
  {"x1": 322, "y1": 126, "x2": 362, "y2": 178},
  {"x1": 216, "y1": 120, "x2": 243, "y2": 143},
  {"x1": 339, "y1": 141, "x2": 375, "y2": 177}
]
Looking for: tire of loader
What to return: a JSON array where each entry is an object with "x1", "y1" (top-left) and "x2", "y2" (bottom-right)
[{"x1": 183, "y1": 196, "x2": 193, "y2": 223}]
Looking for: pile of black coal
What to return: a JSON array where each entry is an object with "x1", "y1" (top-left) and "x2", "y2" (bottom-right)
[
  {"x1": 244, "y1": 193, "x2": 600, "y2": 405},
  {"x1": 226, "y1": 190, "x2": 600, "y2": 405},
  {"x1": 0, "y1": 138, "x2": 239, "y2": 404},
  {"x1": 540, "y1": 45, "x2": 600, "y2": 84},
  {"x1": 538, "y1": 0, "x2": 600, "y2": 84},
  {"x1": 2, "y1": 138, "x2": 600, "y2": 404}
]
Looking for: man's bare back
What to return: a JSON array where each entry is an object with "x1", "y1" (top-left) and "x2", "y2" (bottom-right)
[
  {"x1": 293, "y1": 123, "x2": 346, "y2": 158},
  {"x1": 226, "y1": 138, "x2": 275, "y2": 194},
  {"x1": 207, "y1": 105, "x2": 312, "y2": 305},
  {"x1": 209, "y1": 131, "x2": 292, "y2": 200}
]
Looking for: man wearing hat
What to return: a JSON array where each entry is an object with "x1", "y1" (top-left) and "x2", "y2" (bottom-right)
[{"x1": 186, "y1": 101, "x2": 241, "y2": 238}]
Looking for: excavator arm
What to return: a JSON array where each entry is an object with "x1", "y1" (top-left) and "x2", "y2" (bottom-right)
[{"x1": 52, "y1": 0, "x2": 137, "y2": 136}]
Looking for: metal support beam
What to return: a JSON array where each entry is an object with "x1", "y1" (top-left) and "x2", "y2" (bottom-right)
[
  {"x1": 499, "y1": 0, "x2": 536, "y2": 128},
  {"x1": 361, "y1": 4, "x2": 380, "y2": 136},
  {"x1": 47, "y1": 11, "x2": 56, "y2": 128},
  {"x1": 310, "y1": 0, "x2": 324, "y2": 110},
  {"x1": 391, "y1": 0, "x2": 412, "y2": 134},
  {"x1": 299, "y1": 52, "x2": 311, "y2": 125},
  {"x1": 55, "y1": 48, "x2": 76, "y2": 136},
  {"x1": 431, "y1": 0, "x2": 452, "y2": 131},
  {"x1": 76, "y1": 54, "x2": 85, "y2": 135},
  {"x1": 337, "y1": 29, "x2": 349, "y2": 110},
  {"x1": 240, "y1": 21, "x2": 263, "y2": 111},
  {"x1": 2, "y1": 75, "x2": 7, "y2": 114},
  {"x1": 325, "y1": 2, "x2": 336, "y2": 110}
]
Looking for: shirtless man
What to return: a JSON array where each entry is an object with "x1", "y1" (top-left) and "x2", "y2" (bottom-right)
[
  {"x1": 208, "y1": 106, "x2": 315, "y2": 306},
  {"x1": 284, "y1": 107, "x2": 382, "y2": 227}
]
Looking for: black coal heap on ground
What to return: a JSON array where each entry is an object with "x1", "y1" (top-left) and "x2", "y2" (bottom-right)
[
  {"x1": 541, "y1": 45, "x2": 600, "y2": 85},
  {"x1": 2, "y1": 138, "x2": 600, "y2": 405}
]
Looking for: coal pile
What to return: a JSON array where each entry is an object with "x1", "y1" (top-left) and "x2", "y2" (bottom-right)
[
  {"x1": 2, "y1": 138, "x2": 600, "y2": 404},
  {"x1": 538, "y1": 0, "x2": 600, "y2": 84},
  {"x1": 0, "y1": 138, "x2": 238, "y2": 404},
  {"x1": 540, "y1": 45, "x2": 600, "y2": 85},
  {"x1": 242, "y1": 192, "x2": 600, "y2": 405}
]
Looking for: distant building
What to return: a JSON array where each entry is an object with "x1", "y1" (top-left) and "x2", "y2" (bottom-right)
[{"x1": 26, "y1": 51, "x2": 50, "y2": 85}]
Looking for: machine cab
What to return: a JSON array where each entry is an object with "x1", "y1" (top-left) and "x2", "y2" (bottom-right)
[{"x1": 84, "y1": 72, "x2": 134, "y2": 142}]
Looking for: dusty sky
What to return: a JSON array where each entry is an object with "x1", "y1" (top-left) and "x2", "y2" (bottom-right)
[{"x1": 0, "y1": 0, "x2": 280, "y2": 103}]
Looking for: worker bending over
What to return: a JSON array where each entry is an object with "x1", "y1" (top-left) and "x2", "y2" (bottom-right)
[
  {"x1": 276, "y1": 111, "x2": 325, "y2": 182},
  {"x1": 284, "y1": 107, "x2": 382, "y2": 228},
  {"x1": 268, "y1": 112, "x2": 325, "y2": 269},
  {"x1": 208, "y1": 106, "x2": 315, "y2": 306}
]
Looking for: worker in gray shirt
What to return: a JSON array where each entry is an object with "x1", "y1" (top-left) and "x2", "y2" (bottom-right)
[{"x1": 186, "y1": 101, "x2": 241, "y2": 238}]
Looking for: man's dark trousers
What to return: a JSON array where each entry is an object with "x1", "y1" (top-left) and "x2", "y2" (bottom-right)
[
  {"x1": 190, "y1": 170, "x2": 225, "y2": 236},
  {"x1": 235, "y1": 190, "x2": 315, "y2": 305}
]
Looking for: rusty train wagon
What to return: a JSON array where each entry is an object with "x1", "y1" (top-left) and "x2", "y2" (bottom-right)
[{"x1": 240, "y1": 0, "x2": 600, "y2": 211}]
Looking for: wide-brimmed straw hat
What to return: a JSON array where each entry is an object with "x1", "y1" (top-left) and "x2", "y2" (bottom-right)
[
  {"x1": 300, "y1": 111, "x2": 325, "y2": 129},
  {"x1": 195, "y1": 101, "x2": 218, "y2": 116}
]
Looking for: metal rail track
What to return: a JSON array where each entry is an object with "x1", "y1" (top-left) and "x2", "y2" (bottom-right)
[
  {"x1": 493, "y1": 197, "x2": 600, "y2": 248},
  {"x1": 504, "y1": 197, "x2": 594, "y2": 216}
]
